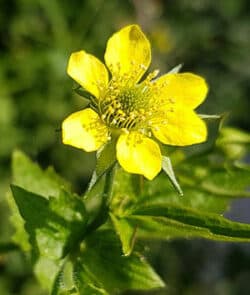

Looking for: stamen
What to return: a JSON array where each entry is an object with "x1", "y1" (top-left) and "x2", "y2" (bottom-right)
[
  {"x1": 82, "y1": 119, "x2": 110, "y2": 144},
  {"x1": 96, "y1": 63, "x2": 175, "y2": 134}
]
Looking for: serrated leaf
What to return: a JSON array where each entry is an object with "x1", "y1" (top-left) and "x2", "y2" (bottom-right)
[
  {"x1": 112, "y1": 213, "x2": 250, "y2": 242},
  {"x1": 52, "y1": 260, "x2": 79, "y2": 295},
  {"x1": 10, "y1": 185, "x2": 88, "y2": 291},
  {"x1": 74, "y1": 263, "x2": 109, "y2": 295},
  {"x1": 9, "y1": 150, "x2": 74, "y2": 252},
  {"x1": 110, "y1": 164, "x2": 250, "y2": 243},
  {"x1": 12, "y1": 150, "x2": 71, "y2": 199},
  {"x1": 110, "y1": 213, "x2": 137, "y2": 256},
  {"x1": 74, "y1": 230, "x2": 165, "y2": 294},
  {"x1": 35, "y1": 256, "x2": 66, "y2": 293},
  {"x1": 118, "y1": 215, "x2": 209, "y2": 240},
  {"x1": 52, "y1": 254, "x2": 109, "y2": 295},
  {"x1": 7, "y1": 190, "x2": 31, "y2": 251},
  {"x1": 131, "y1": 204, "x2": 250, "y2": 242},
  {"x1": 78, "y1": 283, "x2": 109, "y2": 295},
  {"x1": 162, "y1": 156, "x2": 183, "y2": 196},
  {"x1": 11, "y1": 186, "x2": 87, "y2": 259}
]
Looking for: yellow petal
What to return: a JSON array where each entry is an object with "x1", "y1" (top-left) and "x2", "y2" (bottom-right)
[
  {"x1": 152, "y1": 107, "x2": 207, "y2": 146},
  {"x1": 67, "y1": 50, "x2": 108, "y2": 98},
  {"x1": 154, "y1": 73, "x2": 208, "y2": 109},
  {"x1": 116, "y1": 132, "x2": 161, "y2": 180},
  {"x1": 104, "y1": 25, "x2": 151, "y2": 83},
  {"x1": 62, "y1": 108, "x2": 109, "y2": 152}
]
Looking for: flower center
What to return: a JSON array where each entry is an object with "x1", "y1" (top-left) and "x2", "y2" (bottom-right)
[{"x1": 99, "y1": 69, "x2": 162, "y2": 132}]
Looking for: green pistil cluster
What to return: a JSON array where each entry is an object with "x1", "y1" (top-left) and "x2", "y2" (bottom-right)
[{"x1": 98, "y1": 68, "x2": 164, "y2": 133}]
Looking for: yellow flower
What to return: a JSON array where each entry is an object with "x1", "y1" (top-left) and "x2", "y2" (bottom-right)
[{"x1": 62, "y1": 25, "x2": 208, "y2": 180}]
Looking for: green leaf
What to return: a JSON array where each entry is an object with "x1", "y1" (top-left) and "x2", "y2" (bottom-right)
[
  {"x1": 0, "y1": 242, "x2": 19, "y2": 254},
  {"x1": 7, "y1": 190, "x2": 31, "y2": 251},
  {"x1": 52, "y1": 249, "x2": 109, "y2": 295},
  {"x1": 35, "y1": 257, "x2": 66, "y2": 294},
  {"x1": 96, "y1": 139, "x2": 117, "y2": 177},
  {"x1": 131, "y1": 204, "x2": 250, "y2": 242},
  {"x1": 216, "y1": 127, "x2": 250, "y2": 160},
  {"x1": 116, "y1": 215, "x2": 209, "y2": 240},
  {"x1": 74, "y1": 230, "x2": 165, "y2": 293},
  {"x1": 110, "y1": 212, "x2": 250, "y2": 242},
  {"x1": 199, "y1": 167, "x2": 250, "y2": 198},
  {"x1": 110, "y1": 163, "x2": 250, "y2": 244},
  {"x1": 49, "y1": 191, "x2": 88, "y2": 255},
  {"x1": 162, "y1": 156, "x2": 183, "y2": 196},
  {"x1": 111, "y1": 167, "x2": 230, "y2": 215},
  {"x1": 12, "y1": 150, "x2": 71, "y2": 199},
  {"x1": 9, "y1": 150, "x2": 74, "y2": 251},
  {"x1": 87, "y1": 138, "x2": 116, "y2": 193},
  {"x1": 77, "y1": 283, "x2": 109, "y2": 295},
  {"x1": 52, "y1": 260, "x2": 79, "y2": 295},
  {"x1": 179, "y1": 157, "x2": 250, "y2": 199},
  {"x1": 182, "y1": 128, "x2": 250, "y2": 198},
  {"x1": 84, "y1": 160, "x2": 116, "y2": 230},
  {"x1": 110, "y1": 168, "x2": 145, "y2": 216},
  {"x1": 110, "y1": 213, "x2": 137, "y2": 256},
  {"x1": 10, "y1": 185, "x2": 88, "y2": 291},
  {"x1": 74, "y1": 263, "x2": 109, "y2": 295},
  {"x1": 218, "y1": 127, "x2": 250, "y2": 145}
]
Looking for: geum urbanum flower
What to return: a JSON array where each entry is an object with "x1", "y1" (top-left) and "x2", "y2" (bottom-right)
[{"x1": 62, "y1": 24, "x2": 208, "y2": 180}]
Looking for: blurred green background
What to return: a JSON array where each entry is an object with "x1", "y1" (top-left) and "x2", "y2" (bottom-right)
[{"x1": 0, "y1": 0, "x2": 250, "y2": 294}]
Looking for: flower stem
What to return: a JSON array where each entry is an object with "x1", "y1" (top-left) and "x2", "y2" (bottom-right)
[{"x1": 85, "y1": 166, "x2": 115, "y2": 235}]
